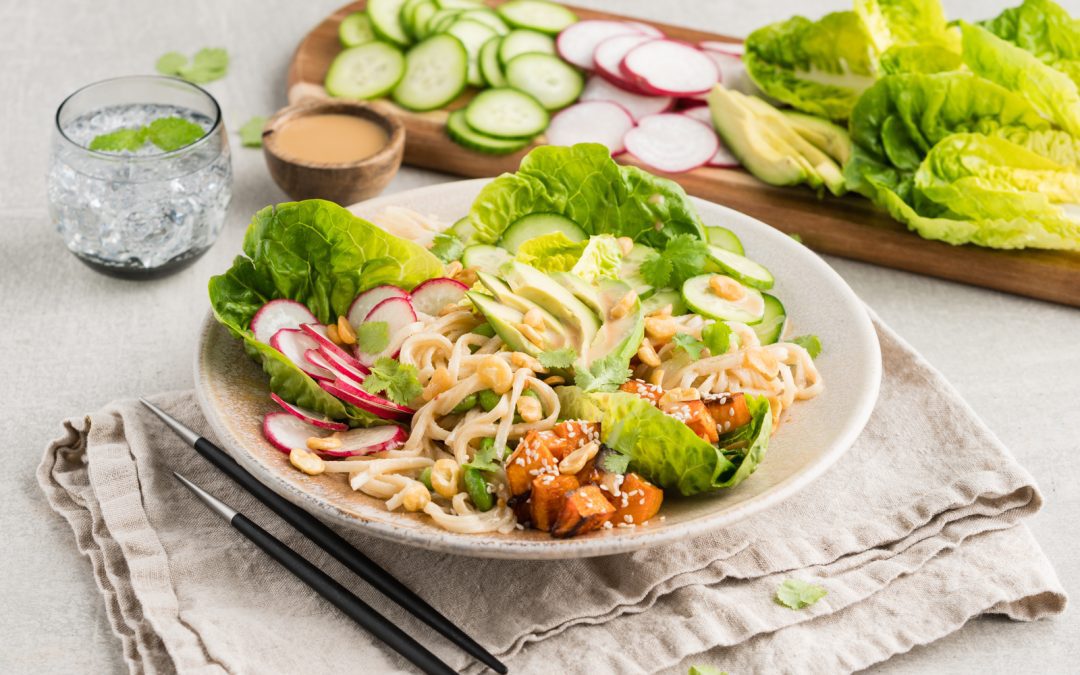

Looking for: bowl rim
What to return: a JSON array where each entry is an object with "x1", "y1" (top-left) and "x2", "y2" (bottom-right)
[{"x1": 262, "y1": 98, "x2": 405, "y2": 170}]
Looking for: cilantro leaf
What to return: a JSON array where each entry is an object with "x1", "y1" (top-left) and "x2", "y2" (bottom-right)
[
  {"x1": 598, "y1": 449, "x2": 630, "y2": 474},
  {"x1": 239, "y1": 116, "x2": 266, "y2": 147},
  {"x1": 356, "y1": 321, "x2": 390, "y2": 354},
  {"x1": 639, "y1": 249, "x2": 673, "y2": 288},
  {"x1": 146, "y1": 117, "x2": 205, "y2": 151},
  {"x1": 538, "y1": 347, "x2": 577, "y2": 370},
  {"x1": 688, "y1": 667, "x2": 727, "y2": 675},
  {"x1": 361, "y1": 357, "x2": 422, "y2": 406},
  {"x1": 575, "y1": 353, "x2": 632, "y2": 392},
  {"x1": 791, "y1": 334, "x2": 822, "y2": 358},
  {"x1": 155, "y1": 51, "x2": 188, "y2": 76},
  {"x1": 88, "y1": 127, "x2": 148, "y2": 152},
  {"x1": 672, "y1": 333, "x2": 705, "y2": 359},
  {"x1": 775, "y1": 578, "x2": 827, "y2": 609},
  {"x1": 664, "y1": 234, "x2": 710, "y2": 287},
  {"x1": 430, "y1": 233, "x2": 465, "y2": 263},
  {"x1": 464, "y1": 437, "x2": 503, "y2": 472},
  {"x1": 701, "y1": 321, "x2": 734, "y2": 356}
]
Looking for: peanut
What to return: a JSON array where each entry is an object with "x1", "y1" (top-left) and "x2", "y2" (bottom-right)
[
  {"x1": 522, "y1": 307, "x2": 544, "y2": 330},
  {"x1": 400, "y1": 481, "x2": 431, "y2": 512},
  {"x1": 658, "y1": 387, "x2": 700, "y2": 408},
  {"x1": 431, "y1": 458, "x2": 461, "y2": 499},
  {"x1": 307, "y1": 435, "x2": 343, "y2": 451},
  {"x1": 445, "y1": 261, "x2": 463, "y2": 277},
  {"x1": 645, "y1": 316, "x2": 676, "y2": 344},
  {"x1": 636, "y1": 338, "x2": 661, "y2": 367},
  {"x1": 326, "y1": 323, "x2": 342, "y2": 345},
  {"x1": 422, "y1": 366, "x2": 454, "y2": 401},
  {"x1": 290, "y1": 448, "x2": 325, "y2": 476},
  {"x1": 709, "y1": 275, "x2": 745, "y2": 301},
  {"x1": 336, "y1": 315, "x2": 357, "y2": 345},
  {"x1": 517, "y1": 322, "x2": 546, "y2": 348},
  {"x1": 610, "y1": 290, "x2": 638, "y2": 320},
  {"x1": 477, "y1": 355, "x2": 513, "y2": 394},
  {"x1": 543, "y1": 375, "x2": 565, "y2": 385},
  {"x1": 516, "y1": 395, "x2": 543, "y2": 423},
  {"x1": 510, "y1": 351, "x2": 543, "y2": 372},
  {"x1": 559, "y1": 441, "x2": 599, "y2": 475},
  {"x1": 648, "y1": 368, "x2": 666, "y2": 387}
]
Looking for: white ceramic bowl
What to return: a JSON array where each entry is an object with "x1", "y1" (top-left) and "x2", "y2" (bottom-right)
[{"x1": 195, "y1": 179, "x2": 881, "y2": 559}]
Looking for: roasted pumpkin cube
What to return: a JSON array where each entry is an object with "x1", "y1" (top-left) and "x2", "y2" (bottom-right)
[
  {"x1": 551, "y1": 485, "x2": 615, "y2": 538},
  {"x1": 553, "y1": 420, "x2": 601, "y2": 445},
  {"x1": 529, "y1": 474, "x2": 579, "y2": 531},
  {"x1": 505, "y1": 434, "x2": 560, "y2": 496},
  {"x1": 704, "y1": 393, "x2": 752, "y2": 434},
  {"x1": 620, "y1": 378, "x2": 663, "y2": 405},
  {"x1": 660, "y1": 398, "x2": 719, "y2": 444},
  {"x1": 610, "y1": 473, "x2": 664, "y2": 526}
]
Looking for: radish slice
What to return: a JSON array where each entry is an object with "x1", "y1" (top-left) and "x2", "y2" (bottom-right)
[
  {"x1": 579, "y1": 76, "x2": 672, "y2": 122},
  {"x1": 681, "y1": 106, "x2": 712, "y2": 125},
  {"x1": 557, "y1": 20, "x2": 648, "y2": 70},
  {"x1": 322, "y1": 426, "x2": 407, "y2": 457},
  {"x1": 263, "y1": 412, "x2": 328, "y2": 454},
  {"x1": 346, "y1": 285, "x2": 409, "y2": 329},
  {"x1": 410, "y1": 277, "x2": 469, "y2": 316},
  {"x1": 299, "y1": 323, "x2": 369, "y2": 375},
  {"x1": 251, "y1": 299, "x2": 318, "y2": 344},
  {"x1": 270, "y1": 328, "x2": 334, "y2": 380},
  {"x1": 624, "y1": 21, "x2": 664, "y2": 38},
  {"x1": 593, "y1": 34, "x2": 657, "y2": 94},
  {"x1": 320, "y1": 379, "x2": 414, "y2": 419},
  {"x1": 310, "y1": 348, "x2": 368, "y2": 386},
  {"x1": 702, "y1": 48, "x2": 757, "y2": 96},
  {"x1": 270, "y1": 393, "x2": 348, "y2": 431},
  {"x1": 679, "y1": 109, "x2": 740, "y2": 167},
  {"x1": 621, "y1": 39, "x2": 719, "y2": 96},
  {"x1": 356, "y1": 297, "x2": 419, "y2": 365},
  {"x1": 623, "y1": 113, "x2": 719, "y2": 173},
  {"x1": 700, "y1": 40, "x2": 744, "y2": 57},
  {"x1": 546, "y1": 101, "x2": 635, "y2": 155}
]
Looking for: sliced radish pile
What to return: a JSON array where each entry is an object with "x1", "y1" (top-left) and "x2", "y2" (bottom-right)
[
  {"x1": 311, "y1": 347, "x2": 369, "y2": 386},
  {"x1": 679, "y1": 108, "x2": 741, "y2": 168},
  {"x1": 347, "y1": 285, "x2": 410, "y2": 329},
  {"x1": 299, "y1": 323, "x2": 369, "y2": 375},
  {"x1": 557, "y1": 20, "x2": 647, "y2": 70},
  {"x1": 624, "y1": 21, "x2": 664, "y2": 38},
  {"x1": 263, "y1": 412, "x2": 329, "y2": 454},
  {"x1": 593, "y1": 34, "x2": 656, "y2": 93},
  {"x1": 621, "y1": 39, "x2": 719, "y2": 96},
  {"x1": 271, "y1": 393, "x2": 348, "y2": 431},
  {"x1": 270, "y1": 328, "x2": 333, "y2": 380},
  {"x1": 682, "y1": 106, "x2": 712, "y2": 125},
  {"x1": 579, "y1": 76, "x2": 672, "y2": 122},
  {"x1": 701, "y1": 48, "x2": 757, "y2": 96},
  {"x1": 410, "y1": 277, "x2": 469, "y2": 316},
  {"x1": 251, "y1": 299, "x2": 318, "y2": 344},
  {"x1": 624, "y1": 114, "x2": 719, "y2": 173},
  {"x1": 322, "y1": 426, "x2": 407, "y2": 457},
  {"x1": 547, "y1": 101, "x2": 635, "y2": 155},
  {"x1": 356, "y1": 296, "x2": 419, "y2": 365},
  {"x1": 700, "y1": 40, "x2": 744, "y2": 57},
  {"x1": 320, "y1": 379, "x2": 414, "y2": 419}
]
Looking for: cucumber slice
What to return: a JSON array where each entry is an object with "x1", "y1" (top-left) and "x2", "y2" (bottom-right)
[
  {"x1": 339, "y1": 12, "x2": 376, "y2": 47},
  {"x1": 706, "y1": 244, "x2": 774, "y2": 290},
  {"x1": 392, "y1": 34, "x2": 468, "y2": 111},
  {"x1": 324, "y1": 42, "x2": 406, "y2": 99},
  {"x1": 752, "y1": 294, "x2": 786, "y2": 345},
  {"x1": 705, "y1": 226, "x2": 745, "y2": 255},
  {"x1": 408, "y1": 1, "x2": 438, "y2": 39},
  {"x1": 461, "y1": 244, "x2": 513, "y2": 274},
  {"x1": 620, "y1": 243, "x2": 656, "y2": 298},
  {"x1": 479, "y1": 37, "x2": 507, "y2": 87},
  {"x1": 448, "y1": 215, "x2": 476, "y2": 241},
  {"x1": 499, "y1": 212, "x2": 586, "y2": 252},
  {"x1": 682, "y1": 274, "x2": 765, "y2": 324},
  {"x1": 464, "y1": 88, "x2": 549, "y2": 138},
  {"x1": 458, "y1": 9, "x2": 510, "y2": 35},
  {"x1": 400, "y1": 0, "x2": 430, "y2": 40},
  {"x1": 446, "y1": 109, "x2": 532, "y2": 154},
  {"x1": 498, "y1": 29, "x2": 555, "y2": 65},
  {"x1": 497, "y1": 0, "x2": 578, "y2": 35},
  {"x1": 368, "y1": 0, "x2": 411, "y2": 46},
  {"x1": 446, "y1": 19, "x2": 498, "y2": 87},
  {"x1": 504, "y1": 52, "x2": 584, "y2": 110},
  {"x1": 641, "y1": 288, "x2": 687, "y2": 316},
  {"x1": 426, "y1": 8, "x2": 463, "y2": 34},
  {"x1": 435, "y1": 0, "x2": 483, "y2": 8}
]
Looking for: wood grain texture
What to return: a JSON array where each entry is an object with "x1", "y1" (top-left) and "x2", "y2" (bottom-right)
[{"x1": 287, "y1": 1, "x2": 1080, "y2": 307}]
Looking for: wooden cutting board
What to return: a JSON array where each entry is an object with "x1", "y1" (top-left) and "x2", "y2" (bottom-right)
[{"x1": 287, "y1": 1, "x2": 1080, "y2": 308}]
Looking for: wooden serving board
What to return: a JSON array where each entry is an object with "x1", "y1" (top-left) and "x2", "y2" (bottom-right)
[{"x1": 287, "y1": 1, "x2": 1080, "y2": 308}]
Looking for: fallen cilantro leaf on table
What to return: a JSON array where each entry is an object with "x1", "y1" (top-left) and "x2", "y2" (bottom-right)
[
  {"x1": 791, "y1": 334, "x2": 822, "y2": 358},
  {"x1": 538, "y1": 347, "x2": 577, "y2": 370},
  {"x1": 146, "y1": 117, "x2": 205, "y2": 151},
  {"x1": 672, "y1": 333, "x2": 705, "y2": 359},
  {"x1": 361, "y1": 357, "x2": 422, "y2": 406},
  {"x1": 430, "y1": 232, "x2": 464, "y2": 263},
  {"x1": 155, "y1": 52, "x2": 188, "y2": 76},
  {"x1": 239, "y1": 116, "x2": 266, "y2": 147},
  {"x1": 356, "y1": 321, "x2": 390, "y2": 354},
  {"x1": 89, "y1": 127, "x2": 147, "y2": 152},
  {"x1": 155, "y1": 47, "x2": 229, "y2": 84},
  {"x1": 775, "y1": 578, "x2": 827, "y2": 609}
]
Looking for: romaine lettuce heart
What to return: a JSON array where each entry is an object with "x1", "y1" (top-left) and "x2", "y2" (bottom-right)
[
  {"x1": 854, "y1": 0, "x2": 959, "y2": 56},
  {"x1": 978, "y1": 0, "x2": 1080, "y2": 88}
]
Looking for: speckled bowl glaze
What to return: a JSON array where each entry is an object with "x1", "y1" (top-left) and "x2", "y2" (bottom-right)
[{"x1": 195, "y1": 179, "x2": 881, "y2": 559}]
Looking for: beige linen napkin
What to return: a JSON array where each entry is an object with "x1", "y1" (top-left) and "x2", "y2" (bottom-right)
[{"x1": 38, "y1": 316, "x2": 1065, "y2": 675}]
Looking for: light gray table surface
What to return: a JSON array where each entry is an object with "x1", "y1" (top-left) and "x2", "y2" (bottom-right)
[{"x1": 1, "y1": 1, "x2": 1076, "y2": 672}]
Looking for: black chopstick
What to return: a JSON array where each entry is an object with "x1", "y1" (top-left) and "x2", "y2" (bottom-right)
[
  {"x1": 173, "y1": 472, "x2": 455, "y2": 675},
  {"x1": 141, "y1": 399, "x2": 506, "y2": 674}
]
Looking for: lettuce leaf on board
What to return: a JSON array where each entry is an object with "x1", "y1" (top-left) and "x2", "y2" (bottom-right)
[
  {"x1": 557, "y1": 388, "x2": 772, "y2": 496},
  {"x1": 209, "y1": 200, "x2": 443, "y2": 424},
  {"x1": 978, "y1": 0, "x2": 1080, "y2": 87},
  {"x1": 854, "y1": 0, "x2": 959, "y2": 55},
  {"x1": 467, "y1": 144, "x2": 706, "y2": 248},
  {"x1": 878, "y1": 44, "x2": 962, "y2": 74}
]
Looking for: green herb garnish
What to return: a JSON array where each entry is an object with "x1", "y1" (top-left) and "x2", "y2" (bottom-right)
[
  {"x1": 356, "y1": 321, "x2": 390, "y2": 354},
  {"x1": 775, "y1": 578, "x2": 827, "y2": 609},
  {"x1": 672, "y1": 333, "x2": 706, "y2": 359},
  {"x1": 791, "y1": 334, "x2": 822, "y2": 358},
  {"x1": 538, "y1": 347, "x2": 577, "y2": 370},
  {"x1": 464, "y1": 437, "x2": 503, "y2": 472},
  {"x1": 599, "y1": 450, "x2": 630, "y2": 474},
  {"x1": 156, "y1": 47, "x2": 229, "y2": 83},
  {"x1": 88, "y1": 127, "x2": 148, "y2": 152},
  {"x1": 640, "y1": 234, "x2": 710, "y2": 289},
  {"x1": 575, "y1": 353, "x2": 632, "y2": 393},
  {"x1": 88, "y1": 117, "x2": 204, "y2": 153},
  {"x1": 702, "y1": 321, "x2": 735, "y2": 356},
  {"x1": 239, "y1": 116, "x2": 267, "y2": 147},
  {"x1": 430, "y1": 232, "x2": 465, "y2": 263},
  {"x1": 361, "y1": 357, "x2": 422, "y2": 406}
]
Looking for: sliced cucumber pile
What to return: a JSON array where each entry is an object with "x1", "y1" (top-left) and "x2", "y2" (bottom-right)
[{"x1": 323, "y1": 0, "x2": 583, "y2": 154}]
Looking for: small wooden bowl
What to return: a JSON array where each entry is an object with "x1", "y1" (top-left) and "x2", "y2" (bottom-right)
[{"x1": 262, "y1": 100, "x2": 404, "y2": 205}]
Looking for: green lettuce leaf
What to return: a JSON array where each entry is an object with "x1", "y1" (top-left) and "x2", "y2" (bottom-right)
[
  {"x1": 854, "y1": 0, "x2": 959, "y2": 55},
  {"x1": 570, "y1": 234, "x2": 622, "y2": 282},
  {"x1": 557, "y1": 388, "x2": 772, "y2": 496},
  {"x1": 878, "y1": 44, "x2": 962, "y2": 74},
  {"x1": 960, "y1": 21, "x2": 1080, "y2": 137},
  {"x1": 467, "y1": 144, "x2": 706, "y2": 248},
  {"x1": 994, "y1": 128, "x2": 1080, "y2": 169},
  {"x1": 745, "y1": 12, "x2": 878, "y2": 121},
  {"x1": 514, "y1": 231, "x2": 586, "y2": 273},
  {"x1": 208, "y1": 200, "x2": 444, "y2": 424},
  {"x1": 978, "y1": 0, "x2": 1080, "y2": 87}
]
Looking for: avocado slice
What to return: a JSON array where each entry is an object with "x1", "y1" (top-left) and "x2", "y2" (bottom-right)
[
  {"x1": 503, "y1": 262, "x2": 600, "y2": 356},
  {"x1": 587, "y1": 280, "x2": 645, "y2": 366},
  {"x1": 550, "y1": 271, "x2": 604, "y2": 315},
  {"x1": 466, "y1": 292, "x2": 539, "y2": 356},
  {"x1": 476, "y1": 271, "x2": 572, "y2": 350},
  {"x1": 781, "y1": 111, "x2": 852, "y2": 165}
]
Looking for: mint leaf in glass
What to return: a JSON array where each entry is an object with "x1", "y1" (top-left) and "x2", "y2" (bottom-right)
[
  {"x1": 146, "y1": 117, "x2": 205, "y2": 152},
  {"x1": 88, "y1": 127, "x2": 148, "y2": 152}
]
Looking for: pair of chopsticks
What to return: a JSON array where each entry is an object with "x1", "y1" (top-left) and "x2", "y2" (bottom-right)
[{"x1": 141, "y1": 399, "x2": 506, "y2": 675}]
